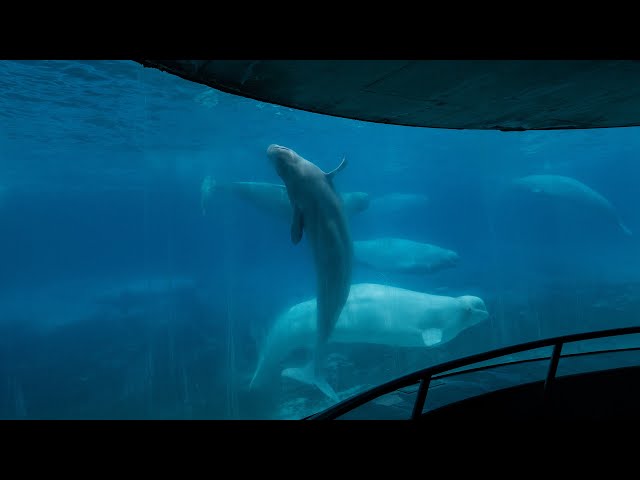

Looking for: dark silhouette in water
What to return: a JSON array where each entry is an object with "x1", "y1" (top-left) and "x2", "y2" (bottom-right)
[{"x1": 511, "y1": 174, "x2": 632, "y2": 236}]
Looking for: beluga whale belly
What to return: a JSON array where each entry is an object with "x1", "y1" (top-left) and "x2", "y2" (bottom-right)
[{"x1": 267, "y1": 144, "x2": 353, "y2": 401}]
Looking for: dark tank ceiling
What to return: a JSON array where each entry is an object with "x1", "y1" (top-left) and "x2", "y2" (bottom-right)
[{"x1": 136, "y1": 60, "x2": 640, "y2": 131}]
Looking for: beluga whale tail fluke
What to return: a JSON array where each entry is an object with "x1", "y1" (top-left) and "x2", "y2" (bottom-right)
[
  {"x1": 267, "y1": 144, "x2": 353, "y2": 401},
  {"x1": 281, "y1": 363, "x2": 340, "y2": 402}
]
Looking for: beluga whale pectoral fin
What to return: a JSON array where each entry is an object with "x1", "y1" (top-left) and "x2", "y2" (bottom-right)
[
  {"x1": 281, "y1": 362, "x2": 340, "y2": 403},
  {"x1": 325, "y1": 156, "x2": 348, "y2": 181},
  {"x1": 422, "y1": 328, "x2": 443, "y2": 347},
  {"x1": 291, "y1": 206, "x2": 304, "y2": 244}
]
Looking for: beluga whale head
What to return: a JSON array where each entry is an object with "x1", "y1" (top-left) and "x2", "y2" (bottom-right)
[
  {"x1": 444, "y1": 250, "x2": 461, "y2": 268},
  {"x1": 267, "y1": 144, "x2": 302, "y2": 182},
  {"x1": 456, "y1": 295, "x2": 490, "y2": 328},
  {"x1": 344, "y1": 192, "x2": 370, "y2": 214}
]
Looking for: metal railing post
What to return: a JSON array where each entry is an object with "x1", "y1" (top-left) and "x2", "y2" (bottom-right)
[
  {"x1": 305, "y1": 326, "x2": 640, "y2": 420},
  {"x1": 543, "y1": 342, "x2": 563, "y2": 407},
  {"x1": 411, "y1": 376, "x2": 431, "y2": 420}
]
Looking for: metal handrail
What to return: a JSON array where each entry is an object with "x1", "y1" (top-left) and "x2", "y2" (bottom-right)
[{"x1": 305, "y1": 325, "x2": 640, "y2": 420}]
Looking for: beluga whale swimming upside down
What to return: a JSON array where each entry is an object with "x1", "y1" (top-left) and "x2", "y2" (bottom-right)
[{"x1": 267, "y1": 144, "x2": 353, "y2": 401}]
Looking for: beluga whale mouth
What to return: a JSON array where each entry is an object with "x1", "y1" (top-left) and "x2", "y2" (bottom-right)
[
  {"x1": 267, "y1": 144, "x2": 299, "y2": 178},
  {"x1": 267, "y1": 144, "x2": 291, "y2": 162},
  {"x1": 267, "y1": 144, "x2": 288, "y2": 155}
]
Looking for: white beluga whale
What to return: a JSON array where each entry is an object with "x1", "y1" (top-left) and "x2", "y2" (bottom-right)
[
  {"x1": 249, "y1": 283, "x2": 489, "y2": 399},
  {"x1": 267, "y1": 144, "x2": 353, "y2": 402},
  {"x1": 353, "y1": 237, "x2": 460, "y2": 274},
  {"x1": 200, "y1": 176, "x2": 370, "y2": 220},
  {"x1": 511, "y1": 174, "x2": 632, "y2": 236}
]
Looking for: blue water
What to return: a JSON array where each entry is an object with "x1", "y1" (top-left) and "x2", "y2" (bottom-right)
[{"x1": 1, "y1": 60, "x2": 639, "y2": 419}]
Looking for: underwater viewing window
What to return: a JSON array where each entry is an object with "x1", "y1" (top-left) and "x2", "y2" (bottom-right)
[{"x1": 1, "y1": 60, "x2": 639, "y2": 420}]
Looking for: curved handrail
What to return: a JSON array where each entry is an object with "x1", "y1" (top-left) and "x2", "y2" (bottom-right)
[{"x1": 305, "y1": 325, "x2": 640, "y2": 420}]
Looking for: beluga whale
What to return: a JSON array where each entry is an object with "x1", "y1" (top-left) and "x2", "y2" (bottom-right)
[
  {"x1": 353, "y1": 237, "x2": 460, "y2": 275},
  {"x1": 200, "y1": 176, "x2": 370, "y2": 220},
  {"x1": 267, "y1": 143, "x2": 353, "y2": 402},
  {"x1": 249, "y1": 283, "x2": 490, "y2": 398},
  {"x1": 511, "y1": 174, "x2": 632, "y2": 236}
]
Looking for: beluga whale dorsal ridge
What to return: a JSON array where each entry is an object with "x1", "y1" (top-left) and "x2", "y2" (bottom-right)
[{"x1": 267, "y1": 144, "x2": 353, "y2": 402}]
